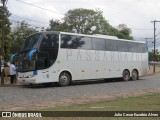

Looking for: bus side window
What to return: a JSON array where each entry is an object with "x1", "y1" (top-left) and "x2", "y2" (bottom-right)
[
  {"x1": 128, "y1": 42, "x2": 138, "y2": 52},
  {"x1": 40, "y1": 34, "x2": 59, "y2": 48},
  {"x1": 117, "y1": 41, "x2": 129, "y2": 52},
  {"x1": 92, "y1": 38, "x2": 105, "y2": 50},
  {"x1": 77, "y1": 36, "x2": 91, "y2": 50},
  {"x1": 106, "y1": 39, "x2": 118, "y2": 51},
  {"x1": 138, "y1": 43, "x2": 148, "y2": 53},
  {"x1": 61, "y1": 35, "x2": 77, "y2": 49}
]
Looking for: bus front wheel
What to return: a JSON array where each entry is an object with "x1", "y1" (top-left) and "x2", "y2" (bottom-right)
[
  {"x1": 59, "y1": 72, "x2": 71, "y2": 87},
  {"x1": 122, "y1": 70, "x2": 130, "y2": 81}
]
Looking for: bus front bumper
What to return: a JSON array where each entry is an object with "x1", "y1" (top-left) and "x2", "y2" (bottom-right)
[{"x1": 18, "y1": 77, "x2": 37, "y2": 85}]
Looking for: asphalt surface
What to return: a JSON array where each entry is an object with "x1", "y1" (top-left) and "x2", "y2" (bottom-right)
[{"x1": 0, "y1": 73, "x2": 160, "y2": 106}]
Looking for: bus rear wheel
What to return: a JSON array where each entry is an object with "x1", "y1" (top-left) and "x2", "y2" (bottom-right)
[
  {"x1": 122, "y1": 70, "x2": 130, "y2": 81},
  {"x1": 131, "y1": 70, "x2": 138, "y2": 80},
  {"x1": 59, "y1": 72, "x2": 71, "y2": 87}
]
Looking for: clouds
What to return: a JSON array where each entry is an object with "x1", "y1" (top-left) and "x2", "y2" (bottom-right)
[{"x1": 6, "y1": 0, "x2": 160, "y2": 43}]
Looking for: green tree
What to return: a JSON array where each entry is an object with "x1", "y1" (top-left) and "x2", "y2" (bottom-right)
[
  {"x1": 149, "y1": 49, "x2": 160, "y2": 61},
  {"x1": 10, "y1": 21, "x2": 37, "y2": 53},
  {"x1": 49, "y1": 8, "x2": 133, "y2": 40},
  {"x1": 0, "y1": 6, "x2": 12, "y2": 60},
  {"x1": 117, "y1": 24, "x2": 133, "y2": 40},
  {"x1": 47, "y1": 19, "x2": 72, "y2": 32},
  {"x1": 64, "y1": 8, "x2": 111, "y2": 34}
]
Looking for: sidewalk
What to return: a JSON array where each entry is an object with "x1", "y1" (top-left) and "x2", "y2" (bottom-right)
[
  {"x1": 0, "y1": 76, "x2": 19, "y2": 86},
  {"x1": 148, "y1": 65, "x2": 160, "y2": 75}
]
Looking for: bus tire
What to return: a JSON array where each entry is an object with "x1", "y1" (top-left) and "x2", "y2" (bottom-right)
[
  {"x1": 59, "y1": 72, "x2": 71, "y2": 87},
  {"x1": 131, "y1": 69, "x2": 138, "y2": 80},
  {"x1": 122, "y1": 70, "x2": 130, "y2": 81}
]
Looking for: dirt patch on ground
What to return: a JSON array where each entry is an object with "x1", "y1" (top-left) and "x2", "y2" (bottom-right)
[{"x1": 1, "y1": 88, "x2": 160, "y2": 111}]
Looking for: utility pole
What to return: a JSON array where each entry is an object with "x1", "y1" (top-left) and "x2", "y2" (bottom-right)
[
  {"x1": 145, "y1": 38, "x2": 153, "y2": 67},
  {"x1": 151, "y1": 20, "x2": 160, "y2": 73},
  {"x1": 1, "y1": 0, "x2": 6, "y2": 85}
]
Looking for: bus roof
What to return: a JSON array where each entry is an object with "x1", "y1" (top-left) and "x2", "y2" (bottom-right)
[{"x1": 40, "y1": 31, "x2": 146, "y2": 44}]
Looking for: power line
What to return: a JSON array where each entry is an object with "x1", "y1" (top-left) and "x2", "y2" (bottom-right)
[
  {"x1": 11, "y1": 14, "x2": 48, "y2": 26},
  {"x1": 115, "y1": 25, "x2": 156, "y2": 31},
  {"x1": 0, "y1": 6, "x2": 158, "y2": 32},
  {"x1": 0, "y1": 7, "x2": 49, "y2": 27},
  {"x1": 131, "y1": 28, "x2": 153, "y2": 31},
  {"x1": 16, "y1": 0, "x2": 65, "y2": 15},
  {"x1": 9, "y1": 19, "x2": 47, "y2": 30}
]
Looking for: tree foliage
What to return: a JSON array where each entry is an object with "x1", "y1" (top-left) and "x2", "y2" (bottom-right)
[
  {"x1": 117, "y1": 24, "x2": 133, "y2": 40},
  {"x1": 149, "y1": 49, "x2": 160, "y2": 61},
  {"x1": 64, "y1": 8, "x2": 110, "y2": 34},
  {"x1": 49, "y1": 8, "x2": 133, "y2": 40},
  {"x1": 10, "y1": 21, "x2": 37, "y2": 53},
  {"x1": 47, "y1": 19, "x2": 72, "y2": 32},
  {"x1": 0, "y1": 6, "x2": 12, "y2": 60}
]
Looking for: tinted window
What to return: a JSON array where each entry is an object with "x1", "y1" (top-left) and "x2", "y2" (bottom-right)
[
  {"x1": 77, "y1": 36, "x2": 91, "y2": 49},
  {"x1": 117, "y1": 41, "x2": 129, "y2": 52},
  {"x1": 138, "y1": 43, "x2": 148, "y2": 53},
  {"x1": 61, "y1": 35, "x2": 77, "y2": 49},
  {"x1": 92, "y1": 38, "x2": 105, "y2": 50},
  {"x1": 40, "y1": 34, "x2": 59, "y2": 49},
  {"x1": 21, "y1": 33, "x2": 41, "y2": 51},
  {"x1": 106, "y1": 39, "x2": 118, "y2": 51},
  {"x1": 37, "y1": 51, "x2": 49, "y2": 69},
  {"x1": 128, "y1": 42, "x2": 138, "y2": 52}
]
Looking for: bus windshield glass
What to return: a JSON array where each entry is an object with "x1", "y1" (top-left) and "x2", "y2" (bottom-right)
[
  {"x1": 17, "y1": 51, "x2": 37, "y2": 72},
  {"x1": 18, "y1": 32, "x2": 59, "y2": 72},
  {"x1": 21, "y1": 33, "x2": 42, "y2": 51}
]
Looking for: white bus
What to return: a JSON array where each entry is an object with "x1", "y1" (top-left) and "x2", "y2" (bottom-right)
[{"x1": 13, "y1": 31, "x2": 148, "y2": 86}]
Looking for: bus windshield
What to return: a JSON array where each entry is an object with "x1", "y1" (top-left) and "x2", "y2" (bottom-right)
[
  {"x1": 17, "y1": 32, "x2": 59, "y2": 72},
  {"x1": 21, "y1": 33, "x2": 42, "y2": 51},
  {"x1": 17, "y1": 51, "x2": 37, "y2": 72}
]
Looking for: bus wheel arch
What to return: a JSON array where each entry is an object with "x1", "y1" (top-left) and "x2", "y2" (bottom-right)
[
  {"x1": 59, "y1": 71, "x2": 72, "y2": 87},
  {"x1": 131, "y1": 69, "x2": 139, "y2": 80},
  {"x1": 122, "y1": 69, "x2": 130, "y2": 81}
]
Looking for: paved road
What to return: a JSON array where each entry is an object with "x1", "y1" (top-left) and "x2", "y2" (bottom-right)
[{"x1": 0, "y1": 73, "x2": 160, "y2": 107}]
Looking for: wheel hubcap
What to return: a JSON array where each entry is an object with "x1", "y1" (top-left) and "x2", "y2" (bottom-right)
[
  {"x1": 132, "y1": 71, "x2": 137, "y2": 79},
  {"x1": 123, "y1": 71, "x2": 129, "y2": 81},
  {"x1": 60, "y1": 75, "x2": 68, "y2": 83},
  {"x1": 124, "y1": 73, "x2": 129, "y2": 80}
]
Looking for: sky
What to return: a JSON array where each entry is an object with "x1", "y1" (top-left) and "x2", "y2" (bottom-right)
[{"x1": 2, "y1": 0, "x2": 160, "y2": 50}]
